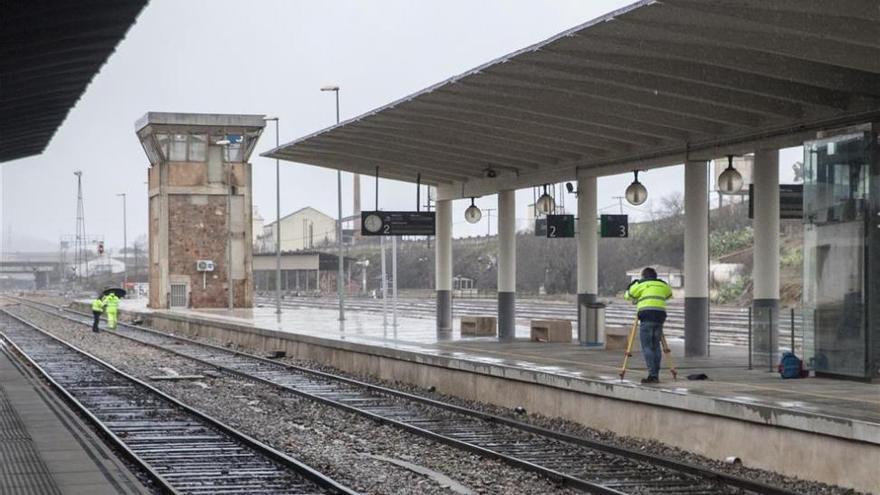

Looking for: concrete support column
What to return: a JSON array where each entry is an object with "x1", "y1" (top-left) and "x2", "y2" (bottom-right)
[
  {"x1": 752, "y1": 149, "x2": 780, "y2": 365},
  {"x1": 435, "y1": 198, "x2": 453, "y2": 340},
  {"x1": 497, "y1": 189, "x2": 516, "y2": 341},
  {"x1": 576, "y1": 175, "x2": 598, "y2": 341},
  {"x1": 684, "y1": 160, "x2": 709, "y2": 357}
]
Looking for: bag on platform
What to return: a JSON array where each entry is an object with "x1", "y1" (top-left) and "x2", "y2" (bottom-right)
[{"x1": 778, "y1": 351, "x2": 805, "y2": 379}]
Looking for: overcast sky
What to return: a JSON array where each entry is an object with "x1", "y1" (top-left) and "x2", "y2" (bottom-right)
[{"x1": 1, "y1": 0, "x2": 802, "y2": 253}]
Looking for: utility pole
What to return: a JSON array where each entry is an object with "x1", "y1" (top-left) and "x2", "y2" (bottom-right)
[
  {"x1": 612, "y1": 196, "x2": 625, "y2": 214},
  {"x1": 321, "y1": 85, "x2": 345, "y2": 321},
  {"x1": 484, "y1": 208, "x2": 497, "y2": 236},
  {"x1": 215, "y1": 139, "x2": 234, "y2": 311},
  {"x1": 74, "y1": 171, "x2": 87, "y2": 284},
  {"x1": 263, "y1": 116, "x2": 282, "y2": 315},
  {"x1": 117, "y1": 193, "x2": 127, "y2": 287}
]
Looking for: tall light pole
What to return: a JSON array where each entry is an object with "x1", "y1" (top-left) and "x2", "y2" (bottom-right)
[
  {"x1": 264, "y1": 116, "x2": 282, "y2": 315},
  {"x1": 321, "y1": 85, "x2": 344, "y2": 321},
  {"x1": 117, "y1": 193, "x2": 127, "y2": 288},
  {"x1": 216, "y1": 139, "x2": 234, "y2": 311}
]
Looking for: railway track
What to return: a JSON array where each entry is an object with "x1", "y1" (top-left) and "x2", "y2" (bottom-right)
[
  {"x1": 13, "y1": 298, "x2": 799, "y2": 495},
  {"x1": 257, "y1": 295, "x2": 804, "y2": 347},
  {"x1": 0, "y1": 308, "x2": 355, "y2": 495}
]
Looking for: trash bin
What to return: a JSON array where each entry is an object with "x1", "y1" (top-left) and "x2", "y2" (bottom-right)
[{"x1": 579, "y1": 302, "x2": 605, "y2": 347}]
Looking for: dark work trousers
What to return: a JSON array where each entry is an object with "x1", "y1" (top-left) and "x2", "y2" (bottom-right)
[
  {"x1": 639, "y1": 320, "x2": 664, "y2": 378},
  {"x1": 92, "y1": 311, "x2": 101, "y2": 332}
]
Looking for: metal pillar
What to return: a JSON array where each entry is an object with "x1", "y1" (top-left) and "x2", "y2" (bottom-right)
[
  {"x1": 226, "y1": 150, "x2": 234, "y2": 310},
  {"x1": 270, "y1": 118, "x2": 281, "y2": 314},
  {"x1": 392, "y1": 235, "x2": 399, "y2": 327},
  {"x1": 497, "y1": 190, "x2": 516, "y2": 341},
  {"x1": 576, "y1": 175, "x2": 598, "y2": 340},
  {"x1": 435, "y1": 198, "x2": 453, "y2": 339},
  {"x1": 117, "y1": 192, "x2": 127, "y2": 288},
  {"x1": 752, "y1": 148, "x2": 780, "y2": 364},
  {"x1": 684, "y1": 160, "x2": 709, "y2": 356}
]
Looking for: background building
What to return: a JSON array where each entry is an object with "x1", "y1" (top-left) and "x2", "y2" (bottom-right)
[
  {"x1": 256, "y1": 206, "x2": 337, "y2": 253},
  {"x1": 253, "y1": 251, "x2": 355, "y2": 295}
]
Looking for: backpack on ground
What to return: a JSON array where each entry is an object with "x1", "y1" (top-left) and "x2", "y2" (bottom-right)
[{"x1": 778, "y1": 351, "x2": 805, "y2": 379}]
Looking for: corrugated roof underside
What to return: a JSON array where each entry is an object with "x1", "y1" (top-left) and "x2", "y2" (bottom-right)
[
  {"x1": 1, "y1": 0, "x2": 148, "y2": 163},
  {"x1": 267, "y1": 0, "x2": 880, "y2": 185}
]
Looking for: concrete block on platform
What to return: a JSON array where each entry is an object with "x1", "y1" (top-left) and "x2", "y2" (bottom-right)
[
  {"x1": 605, "y1": 325, "x2": 638, "y2": 351},
  {"x1": 530, "y1": 319, "x2": 571, "y2": 343},
  {"x1": 460, "y1": 316, "x2": 497, "y2": 337}
]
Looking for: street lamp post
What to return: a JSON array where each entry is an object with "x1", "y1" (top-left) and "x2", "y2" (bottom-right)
[
  {"x1": 117, "y1": 193, "x2": 127, "y2": 287},
  {"x1": 264, "y1": 117, "x2": 282, "y2": 314},
  {"x1": 216, "y1": 139, "x2": 234, "y2": 311},
  {"x1": 321, "y1": 85, "x2": 345, "y2": 322}
]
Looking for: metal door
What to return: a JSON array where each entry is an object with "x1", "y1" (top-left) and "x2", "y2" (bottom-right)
[{"x1": 170, "y1": 283, "x2": 187, "y2": 308}]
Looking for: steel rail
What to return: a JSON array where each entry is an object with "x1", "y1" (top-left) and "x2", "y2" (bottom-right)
[
  {"x1": 0, "y1": 308, "x2": 356, "y2": 495},
  {"x1": 13, "y1": 298, "x2": 798, "y2": 495}
]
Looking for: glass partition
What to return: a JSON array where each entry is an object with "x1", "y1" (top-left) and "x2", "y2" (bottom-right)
[{"x1": 802, "y1": 132, "x2": 869, "y2": 377}]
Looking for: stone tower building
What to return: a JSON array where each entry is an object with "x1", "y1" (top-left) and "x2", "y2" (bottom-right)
[{"x1": 135, "y1": 112, "x2": 265, "y2": 309}]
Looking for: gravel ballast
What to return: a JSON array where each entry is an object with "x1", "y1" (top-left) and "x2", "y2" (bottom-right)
[{"x1": 5, "y1": 303, "x2": 575, "y2": 495}]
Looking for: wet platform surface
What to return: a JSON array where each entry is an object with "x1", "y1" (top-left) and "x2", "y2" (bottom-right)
[
  {"x1": 116, "y1": 297, "x2": 880, "y2": 440},
  {"x1": 0, "y1": 342, "x2": 146, "y2": 495}
]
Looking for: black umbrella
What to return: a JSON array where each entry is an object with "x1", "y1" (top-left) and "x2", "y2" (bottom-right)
[{"x1": 102, "y1": 287, "x2": 127, "y2": 298}]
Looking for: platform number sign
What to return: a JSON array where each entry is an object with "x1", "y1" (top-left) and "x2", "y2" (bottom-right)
[
  {"x1": 600, "y1": 214, "x2": 628, "y2": 238},
  {"x1": 361, "y1": 211, "x2": 435, "y2": 236},
  {"x1": 546, "y1": 214, "x2": 575, "y2": 238}
]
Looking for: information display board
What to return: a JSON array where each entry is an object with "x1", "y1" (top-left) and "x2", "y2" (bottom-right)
[
  {"x1": 748, "y1": 184, "x2": 803, "y2": 219},
  {"x1": 546, "y1": 214, "x2": 575, "y2": 238},
  {"x1": 360, "y1": 211, "x2": 436, "y2": 236},
  {"x1": 600, "y1": 214, "x2": 629, "y2": 238}
]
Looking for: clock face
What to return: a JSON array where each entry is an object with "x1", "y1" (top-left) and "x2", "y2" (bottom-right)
[{"x1": 363, "y1": 213, "x2": 383, "y2": 233}]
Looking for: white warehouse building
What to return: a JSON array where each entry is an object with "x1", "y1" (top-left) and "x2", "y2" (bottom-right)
[{"x1": 256, "y1": 206, "x2": 337, "y2": 253}]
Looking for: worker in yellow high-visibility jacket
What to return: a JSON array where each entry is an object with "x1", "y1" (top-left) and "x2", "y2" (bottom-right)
[
  {"x1": 90, "y1": 295, "x2": 104, "y2": 333},
  {"x1": 102, "y1": 292, "x2": 120, "y2": 330},
  {"x1": 624, "y1": 267, "x2": 673, "y2": 384}
]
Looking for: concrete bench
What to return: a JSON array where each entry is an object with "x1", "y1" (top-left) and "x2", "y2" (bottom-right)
[
  {"x1": 530, "y1": 319, "x2": 572, "y2": 343},
  {"x1": 605, "y1": 325, "x2": 639, "y2": 351},
  {"x1": 460, "y1": 316, "x2": 497, "y2": 337}
]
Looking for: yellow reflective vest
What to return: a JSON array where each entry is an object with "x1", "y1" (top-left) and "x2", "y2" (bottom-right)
[
  {"x1": 91, "y1": 298, "x2": 104, "y2": 313},
  {"x1": 102, "y1": 294, "x2": 119, "y2": 311},
  {"x1": 624, "y1": 279, "x2": 672, "y2": 313}
]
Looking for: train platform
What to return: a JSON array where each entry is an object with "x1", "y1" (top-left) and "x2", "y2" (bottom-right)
[
  {"x1": 81, "y1": 297, "x2": 880, "y2": 491},
  {"x1": 0, "y1": 339, "x2": 147, "y2": 494}
]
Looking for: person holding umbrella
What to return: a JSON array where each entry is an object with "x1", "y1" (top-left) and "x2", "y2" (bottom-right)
[
  {"x1": 90, "y1": 293, "x2": 105, "y2": 332},
  {"x1": 101, "y1": 288, "x2": 124, "y2": 330}
]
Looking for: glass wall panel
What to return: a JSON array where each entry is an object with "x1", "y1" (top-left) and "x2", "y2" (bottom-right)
[
  {"x1": 803, "y1": 132, "x2": 869, "y2": 377},
  {"x1": 155, "y1": 133, "x2": 170, "y2": 161},
  {"x1": 188, "y1": 134, "x2": 207, "y2": 162},
  {"x1": 170, "y1": 134, "x2": 187, "y2": 161}
]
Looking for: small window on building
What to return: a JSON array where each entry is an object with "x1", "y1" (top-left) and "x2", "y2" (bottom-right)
[
  {"x1": 224, "y1": 143, "x2": 242, "y2": 162},
  {"x1": 188, "y1": 134, "x2": 207, "y2": 162},
  {"x1": 170, "y1": 134, "x2": 187, "y2": 161}
]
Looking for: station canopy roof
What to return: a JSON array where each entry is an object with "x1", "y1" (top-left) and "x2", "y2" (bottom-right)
[
  {"x1": 1, "y1": 0, "x2": 147, "y2": 163},
  {"x1": 265, "y1": 0, "x2": 880, "y2": 198}
]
